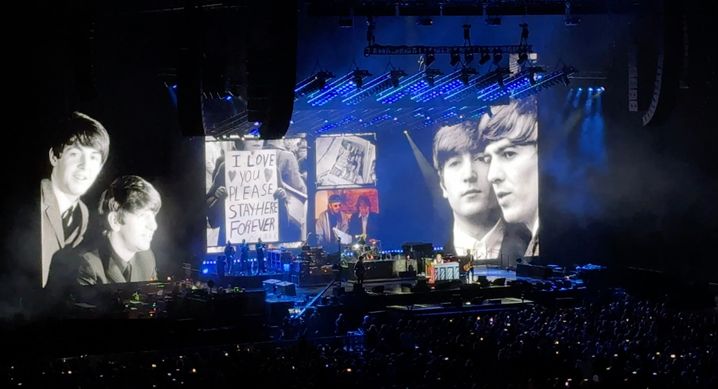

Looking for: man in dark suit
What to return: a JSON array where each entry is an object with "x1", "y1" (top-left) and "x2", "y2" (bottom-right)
[
  {"x1": 255, "y1": 238, "x2": 266, "y2": 274},
  {"x1": 239, "y1": 239, "x2": 250, "y2": 274},
  {"x1": 348, "y1": 195, "x2": 379, "y2": 240},
  {"x1": 76, "y1": 175, "x2": 161, "y2": 285},
  {"x1": 42, "y1": 112, "x2": 110, "y2": 288},
  {"x1": 224, "y1": 241, "x2": 236, "y2": 275}
]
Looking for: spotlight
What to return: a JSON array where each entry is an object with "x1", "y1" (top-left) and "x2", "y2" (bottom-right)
[
  {"x1": 517, "y1": 51, "x2": 529, "y2": 65},
  {"x1": 464, "y1": 52, "x2": 474, "y2": 64},
  {"x1": 424, "y1": 68, "x2": 443, "y2": 87},
  {"x1": 527, "y1": 66, "x2": 545, "y2": 85},
  {"x1": 390, "y1": 69, "x2": 406, "y2": 88},
  {"x1": 450, "y1": 48, "x2": 461, "y2": 67},
  {"x1": 403, "y1": 129, "x2": 408, "y2": 135},
  {"x1": 492, "y1": 48, "x2": 503, "y2": 65},
  {"x1": 479, "y1": 49, "x2": 491, "y2": 65},
  {"x1": 295, "y1": 70, "x2": 334, "y2": 96},
  {"x1": 425, "y1": 49, "x2": 436, "y2": 67},
  {"x1": 460, "y1": 67, "x2": 477, "y2": 85},
  {"x1": 352, "y1": 69, "x2": 371, "y2": 88}
]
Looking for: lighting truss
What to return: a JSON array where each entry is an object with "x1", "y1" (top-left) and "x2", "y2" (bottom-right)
[
  {"x1": 316, "y1": 114, "x2": 359, "y2": 134},
  {"x1": 294, "y1": 70, "x2": 334, "y2": 97},
  {"x1": 442, "y1": 68, "x2": 504, "y2": 101},
  {"x1": 411, "y1": 66, "x2": 483, "y2": 103},
  {"x1": 342, "y1": 69, "x2": 406, "y2": 105},
  {"x1": 511, "y1": 66, "x2": 577, "y2": 99},
  {"x1": 375, "y1": 68, "x2": 442, "y2": 104},
  {"x1": 439, "y1": 67, "x2": 480, "y2": 100},
  {"x1": 412, "y1": 69, "x2": 463, "y2": 103},
  {"x1": 477, "y1": 68, "x2": 537, "y2": 103},
  {"x1": 306, "y1": 69, "x2": 370, "y2": 106},
  {"x1": 359, "y1": 111, "x2": 394, "y2": 129},
  {"x1": 363, "y1": 44, "x2": 532, "y2": 57}
]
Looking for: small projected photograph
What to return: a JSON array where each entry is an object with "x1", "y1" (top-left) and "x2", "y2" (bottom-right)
[
  {"x1": 314, "y1": 188, "x2": 380, "y2": 248},
  {"x1": 316, "y1": 134, "x2": 376, "y2": 187}
]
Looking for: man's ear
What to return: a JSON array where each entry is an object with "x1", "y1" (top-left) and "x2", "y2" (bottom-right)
[
  {"x1": 439, "y1": 173, "x2": 448, "y2": 199},
  {"x1": 107, "y1": 211, "x2": 122, "y2": 231},
  {"x1": 49, "y1": 149, "x2": 58, "y2": 167}
]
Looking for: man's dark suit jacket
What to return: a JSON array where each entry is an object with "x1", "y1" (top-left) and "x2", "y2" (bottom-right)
[
  {"x1": 443, "y1": 222, "x2": 531, "y2": 267},
  {"x1": 76, "y1": 237, "x2": 157, "y2": 285},
  {"x1": 348, "y1": 212, "x2": 380, "y2": 239}
]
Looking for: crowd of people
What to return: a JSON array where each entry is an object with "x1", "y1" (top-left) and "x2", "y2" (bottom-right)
[{"x1": 6, "y1": 290, "x2": 716, "y2": 388}]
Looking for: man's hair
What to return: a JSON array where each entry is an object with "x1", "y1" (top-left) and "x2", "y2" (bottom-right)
[
  {"x1": 355, "y1": 195, "x2": 371, "y2": 211},
  {"x1": 99, "y1": 175, "x2": 161, "y2": 231},
  {"x1": 478, "y1": 97, "x2": 537, "y2": 147},
  {"x1": 432, "y1": 121, "x2": 482, "y2": 173},
  {"x1": 50, "y1": 111, "x2": 110, "y2": 163},
  {"x1": 328, "y1": 194, "x2": 342, "y2": 204}
]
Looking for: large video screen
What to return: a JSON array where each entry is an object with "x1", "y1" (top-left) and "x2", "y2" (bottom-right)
[
  {"x1": 38, "y1": 110, "x2": 183, "y2": 289},
  {"x1": 431, "y1": 99, "x2": 539, "y2": 260},
  {"x1": 206, "y1": 138, "x2": 309, "y2": 248}
]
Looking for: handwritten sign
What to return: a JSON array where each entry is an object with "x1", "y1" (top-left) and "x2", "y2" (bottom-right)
[{"x1": 224, "y1": 149, "x2": 279, "y2": 242}]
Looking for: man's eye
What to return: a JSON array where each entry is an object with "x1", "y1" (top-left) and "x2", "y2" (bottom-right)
[
  {"x1": 478, "y1": 155, "x2": 491, "y2": 163},
  {"x1": 502, "y1": 151, "x2": 517, "y2": 159}
]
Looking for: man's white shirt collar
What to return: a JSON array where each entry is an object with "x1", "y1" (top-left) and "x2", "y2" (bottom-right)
[
  {"x1": 51, "y1": 179, "x2": 78, "y2": 214},
  {"x1": 453, "y1": 219, "x2": 504, "y2": 259}
]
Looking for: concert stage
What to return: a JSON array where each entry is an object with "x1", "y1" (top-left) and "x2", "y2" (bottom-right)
[{"x1": 2, "y1": 260, "x2": 589, "y2": 361}]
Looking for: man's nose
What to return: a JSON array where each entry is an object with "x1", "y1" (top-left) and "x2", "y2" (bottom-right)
[
  {"x1": 77, "y1": 152, "x2": 88, "y2": 168},
  {"x1": 461, "y1": 158, "x2": 478, "y2": 182},
  {"x1": 147, "y1": 217, "x2": 158, "y2": 232},
  {"x1": 487, "y1": 160, "x2": 504, "y2": 184}
]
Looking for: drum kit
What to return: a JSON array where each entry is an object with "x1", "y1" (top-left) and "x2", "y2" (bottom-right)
[{"x1": 342, "y1": 235, "x2": 381, "y2": 260}]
